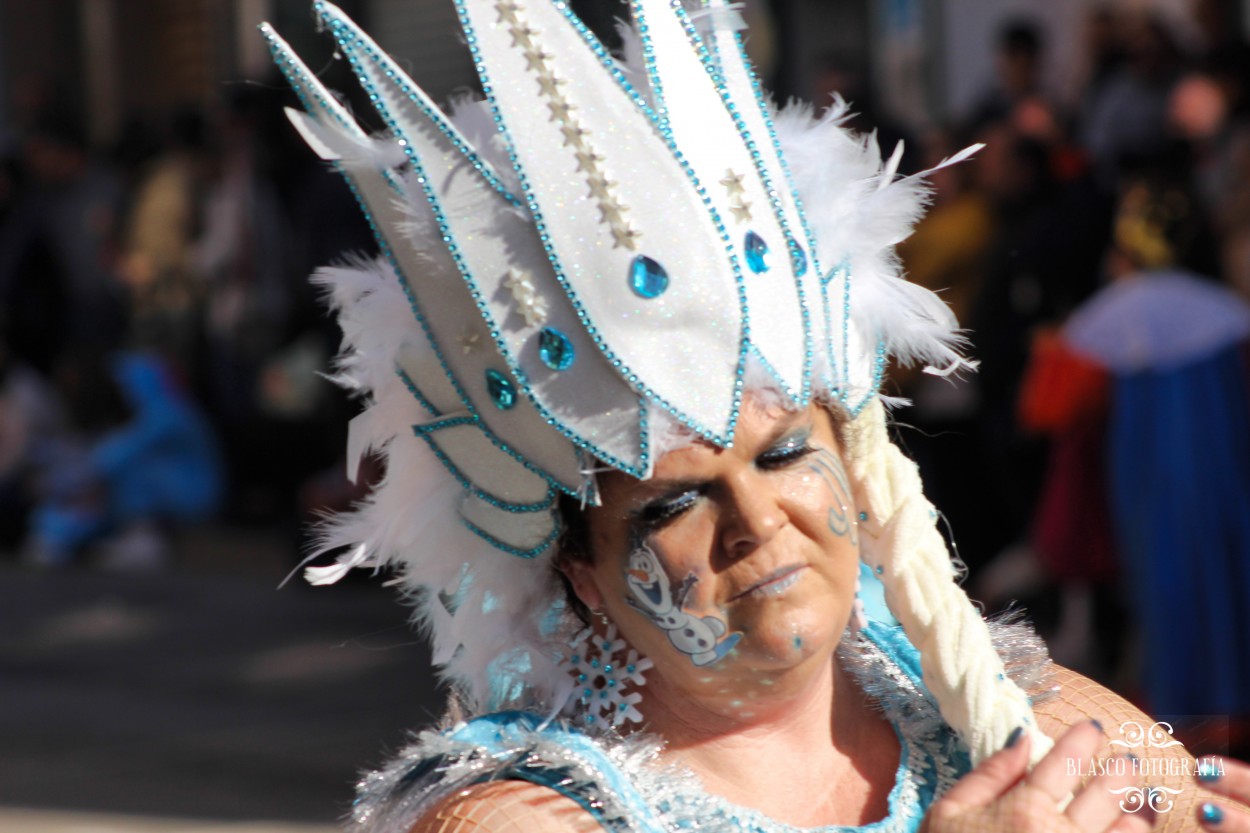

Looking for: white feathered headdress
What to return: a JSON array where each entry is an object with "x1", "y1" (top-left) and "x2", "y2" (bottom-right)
[{"x1": 261, "y1": 0, "x2": 979, "y2": 718}]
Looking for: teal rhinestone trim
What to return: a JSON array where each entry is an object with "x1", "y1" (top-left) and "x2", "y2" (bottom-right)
[
  {"x1": 460, "y1": 510, "x2": 562, "y2": 559},
  {"x1": 728, "y1": 27, "x2": 824, "y2": 279},
  {"x1": 666, "y1": 0, "x2": 815, "y2": 405},
  {"x1": 275, "y1": 20, "x2": 639, "y2": 491},
  {"x1": 321, "y1": 12, "x2": 651, "y2": 480},
  {"x1": 455, "y1": 0, "x2": 748, "y2": 449},
  {"x1": 315, "y1": 3, "x2": 522, "y2": 208},
  {"x1": 396, "y1": 364, "x2": 443, "y2": 418},
  {"x1": 848, "y1": 340, "x2": 888, "y2": 418},
  {"x1": 411, "y1": 417, "x2": 555, "y2": 514},
  {"x1": 397, "y1": 368, "x2": 579, "y2": 503},
  {"x1": 270, "y1": 20, "x2": 585, "y2": 560}
]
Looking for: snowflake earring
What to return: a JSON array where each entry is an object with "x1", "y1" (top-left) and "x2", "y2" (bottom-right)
[{"x1": 561, "y1": 622, "x2": 652, "y2": 729}]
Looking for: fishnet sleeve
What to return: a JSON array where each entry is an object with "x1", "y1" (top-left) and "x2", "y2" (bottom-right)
[
  {"x1": 1034, "y1": 666, "x2": 1250, "y2": 831},
  {"x1": 408, "y1": 780, "x2": 606, "y2": 833}
]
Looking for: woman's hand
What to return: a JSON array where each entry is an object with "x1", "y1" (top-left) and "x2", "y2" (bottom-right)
[
  {"x1": 1193, "y1": 757, "x2": 1250, "y2": 831},
  {"x1": 925, "y1": 720, "x2": 1155, "y2": 833}
]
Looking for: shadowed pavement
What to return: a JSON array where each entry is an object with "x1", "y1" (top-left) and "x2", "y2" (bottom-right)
[{"x1": 0, "y1": 533, "x2": 445, "y2": 830}]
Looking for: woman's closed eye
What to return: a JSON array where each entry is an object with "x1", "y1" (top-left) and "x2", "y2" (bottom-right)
[
  {"x1": 756, "y1": 432, "x2": 816, "y2": 469},
  {"x1": 635, "y1": 489, "x2": 700, "y2": 529}
]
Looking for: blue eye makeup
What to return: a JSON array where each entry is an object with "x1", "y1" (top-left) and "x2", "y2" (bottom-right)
[
  {"x1": 629, "y1": 424, "x2": 815, "y2": 531},
  {"x1": 756, "y1": 428, "x2": 815, "y2": 469}
]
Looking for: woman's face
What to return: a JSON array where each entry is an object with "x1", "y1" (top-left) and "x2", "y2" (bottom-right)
[{"x1": 566, "y1": 396, "x2": 862, "y2": 713}]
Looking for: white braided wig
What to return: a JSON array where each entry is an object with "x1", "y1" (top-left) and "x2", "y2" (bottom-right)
[{"x1": 264, "y1": 0, "x2": 1052, "y2": 766}]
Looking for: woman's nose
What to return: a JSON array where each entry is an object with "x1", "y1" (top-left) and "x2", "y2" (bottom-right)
[{"x1": 719, "y1": 472, "x2": 787, "y2": 560}]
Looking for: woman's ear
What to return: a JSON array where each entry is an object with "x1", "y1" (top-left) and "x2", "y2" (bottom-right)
[{"x1": 561, "y1": 559, "x2": 605, "y2": 614}]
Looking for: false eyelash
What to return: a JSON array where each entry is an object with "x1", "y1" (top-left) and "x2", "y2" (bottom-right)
[
  {"x1": 757, "y1": 435, "x2": 815, "y2": 469},
  {"x1": 634, "y1": 489, "x2": 700, "y2": 528}
]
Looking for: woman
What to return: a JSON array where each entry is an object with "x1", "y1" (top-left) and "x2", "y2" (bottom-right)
[{"x1": 262, "y1": 2, "x2": 1247, "y2": 831}]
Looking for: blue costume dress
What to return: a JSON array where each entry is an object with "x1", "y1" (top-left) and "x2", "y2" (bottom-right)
[
  {"x1": 1062, "y1": 270, "x2": 1250, "y2": 716},
  {"x1": 347, "y1": 608, "x2": 1050, "y2": 833}
]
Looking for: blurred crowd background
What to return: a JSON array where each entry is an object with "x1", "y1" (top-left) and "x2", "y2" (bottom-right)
[{"x1": 2, "y1": 0, "x2": 1250, "y2": 825}]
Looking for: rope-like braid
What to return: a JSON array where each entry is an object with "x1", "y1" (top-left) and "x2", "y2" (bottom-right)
[{"x1": 846, "y1": 399, "x2": 1054, "y2": 767}]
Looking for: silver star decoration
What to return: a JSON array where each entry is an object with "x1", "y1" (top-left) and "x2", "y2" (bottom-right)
[
  {"x1": 495, "y1": 0, "x2": 521, "y2": 24},
  {"x1": 537, "y1": 72, "x2": 566, "y2": 98},
  {"x1": 575, "y1": 149, "x2": 605, "y2": 174},
  {"x1": 611, "y1": 220, "x2": 641, "y2": 250},
  {"x1": 515, "y1": 292, "x2": 549, "y2": 327},
  {"x1": 598, "y1": 201, "x2": 627, "y2": 224},
  {"x1": 588, "y1": 173, "x2": 617, "y2": 202},
  {"x1": 503, "y1": 268, "x2": 548, "y2": 326},
  {"x1": 730, "y1": 198, "x2": 753, "y2": 223},
  {"x1": 547, "y1": 98, "x2": 575, "y2": 123},
  {"x1": 459, "y1": 329, "x2": 482, "y2": 355},
  {"x1": 560, "y1": 123, "x2": 590, "y2": 148},
  {"x1": 510, "y1": 24, "x2": 537, "y2": 49},
  {"x1": 720, "y1": 168, "x2": 746, "y2": 197},
  {"x1": 525, "y1": 48, "x2": 552, "y2": 73},
  {"x1": 504, "y1": 268, "x2": 536, "y2": 299}
]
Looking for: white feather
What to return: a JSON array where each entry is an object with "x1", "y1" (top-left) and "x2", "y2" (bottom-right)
[
  {"x1": 773, "y1": 103, "x2": 973, "y2": 374},
  {"x1": 446, "y1": 95, "x2": 523, "y2": 197}
]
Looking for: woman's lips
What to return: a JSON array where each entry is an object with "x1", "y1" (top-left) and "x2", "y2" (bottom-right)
[{"x1": 732, "y1": 565, "x2": 805, "y2": 600}]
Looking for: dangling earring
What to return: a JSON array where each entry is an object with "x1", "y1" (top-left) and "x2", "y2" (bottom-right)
[
  {"x1": 851, "y1": 568, "x2": 869, "y2": 633},
  {"x1": 850, "y1": 510, "x2": 868, "y2": 632},
  {"x1": 561, "y1": 620, "x2": 652, "y2": 729}
]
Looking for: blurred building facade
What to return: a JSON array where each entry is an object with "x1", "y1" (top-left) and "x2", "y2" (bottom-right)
[
  {"x1": 3, "y1": 0, "x2": 1250, "y2": 156},
  {"x1": 0, "y1": 0, "x2": 876, "y2": 156}
]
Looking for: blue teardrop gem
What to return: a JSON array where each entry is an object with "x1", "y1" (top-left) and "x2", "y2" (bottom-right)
[
  {"x1": 793, "y1": 245, "x2": 808, "y2": 277},
  {"x1": 485, "y1": 368, "x2": 517, "y2": 410},
  {"x1": 629, "y1": 255, "x2": 669, "y2": 299},
  {"x1": 538, "y1": 327, "x2": 575, "y2": 371},
  {"x1": 744, "y1": 231, "x2": 770, "y2": 274}
]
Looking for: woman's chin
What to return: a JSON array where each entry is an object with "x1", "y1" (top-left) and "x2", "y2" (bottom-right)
[{"x1": 726, "y1": 607, "x2": 847, "y2": 672}]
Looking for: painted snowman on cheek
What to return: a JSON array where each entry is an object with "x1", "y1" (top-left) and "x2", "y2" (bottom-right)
[{"x1": 625, "y1": 540, "x2": 741, "y2": 666}]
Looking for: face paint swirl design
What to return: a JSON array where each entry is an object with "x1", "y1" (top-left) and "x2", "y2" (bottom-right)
[
  {"x1": 808, "y1": 449, "x2": 858, "y2": 546},
  {"x1": 624, "y1": 538, "x2": 742, "y2": 667}
]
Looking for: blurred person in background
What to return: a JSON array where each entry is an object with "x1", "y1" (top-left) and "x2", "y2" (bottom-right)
[
  {"x1": 1169, "y1": 45, "x2": 1250, "y2": 296},
  {"x1": 961, "y1": 121, "x2": 1111, "y2": 578},
  {"x1": 0, "y1": 114, "x2": 128, "y2": 373},
  {"x1": 967, "y1": 18, "x2": 1056, "y2": 136},
  {"x1": 1073, "y1": 6, "x2": 1128, "y2": 119},
  {"x1": 22, "y1": 349, "x2": 222, "y2": 570},
  {"x1": 1008, "y1": 170, "x2": 1250, "y2": 726},
  {"x1": 192, "y1": 86, "x2": 298, "y2": 520},
  {"x1": 119, "y1": 108, "x2": 216, "y2": 373},
  {"x1": 0, "y1": 338, "x2": 65, "y2": 552},
  {"x1": 1082, "y1": 11, "x2": 1187, "y2": 189},
  {"x1": 1190, "y1": 0, "x2": 1246, "y2": 58}
]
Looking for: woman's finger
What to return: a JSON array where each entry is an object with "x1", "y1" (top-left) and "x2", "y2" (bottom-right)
[
  {"x1": 1196, "y1": 758, "x2": 1250, "y2": 804},
  {"x1": 1065, "y1": 755, "x2": 1140, "y2": 832},
  {"x1": 1194, "y1": 758, "x2": 1250, "y2": 832},
  {"x1": 938, "y1": 728, "x2": 1032, "y2": 808},
  {"x1": 1027, "y1": 720, "x2": 1107, "y2": 803},
  {"x1": 1105, "y1": 806, "x2": 1157, "y2": 833}
]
